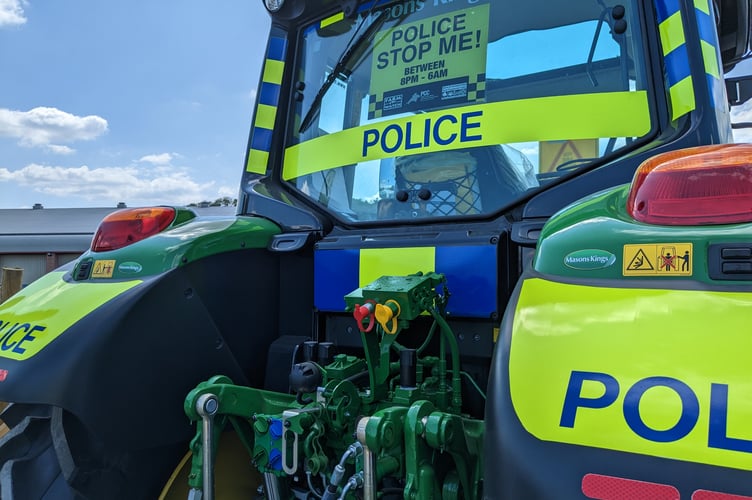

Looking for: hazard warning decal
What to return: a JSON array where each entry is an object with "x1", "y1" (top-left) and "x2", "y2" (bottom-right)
[{"x1": 623, "y1": 243, "x2": 692, "y2": 276}]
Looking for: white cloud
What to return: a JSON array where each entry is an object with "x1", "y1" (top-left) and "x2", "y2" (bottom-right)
[
  {"x1": 0, "y1": 106, "x2": 108, "y2": 148},
  {"x1": 0, "y1": 0, "x2": 26, "y2": 27},
  {"x1": 731, "y1": 101, "x2": 752, "y2": 144},
  {"x1": 139, "y1": 153, "x2": 174, "y2": 165},
  {"x1": 0, "y1": 162, "x2": 217, "y2": 206},
  {"x1": 217, "y1": 185, "x2": 238, "y2": 198},
  {"x1": 46, "y1": 144, "x2": 75, "y2": 155}
]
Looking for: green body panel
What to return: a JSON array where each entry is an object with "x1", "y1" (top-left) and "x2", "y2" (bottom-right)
[
  {"x1": 534, "y1": 185, "x2": 752, "y2": 284},
  {"x1": 74, "y1": 215, "x2": 281, "y2": 280}
]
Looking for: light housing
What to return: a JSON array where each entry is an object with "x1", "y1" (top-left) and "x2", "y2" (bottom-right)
[
  {"x1": 91, "y1": 207, "x2": 176, "y2": 252},
  {"x1": 626, "y1": 144, "x2": 752, "y2": 225},
  {"x1": 264, "y1": 0, "x2": 284, "y2": 12}
]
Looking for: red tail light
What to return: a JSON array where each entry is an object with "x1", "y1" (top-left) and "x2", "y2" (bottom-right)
[
  {"x1": 91, "y1": 207, "x2": 176, "y2": 252},
  {"x1": 626, "y1": 144, "x2": 752, "y2": 225}
]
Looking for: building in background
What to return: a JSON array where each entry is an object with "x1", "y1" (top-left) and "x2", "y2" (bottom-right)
[{"x1": 0, "y1": 205, "x2": 236, "y2": 286}]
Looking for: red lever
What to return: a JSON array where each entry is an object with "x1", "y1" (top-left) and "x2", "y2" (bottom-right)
[{"x1": 353, "y1": 300, "x2": 376, "y2": 333}]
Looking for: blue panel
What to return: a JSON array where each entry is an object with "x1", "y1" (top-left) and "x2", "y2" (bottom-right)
[
  {"x1": 654, "y1": 0, "x2": 680, "y2": 23},
  {"x1": 314, "y1": 249, "x2": 360, "y2": 311},
  {"x1": 251, "y1": 127, "x2": 273, "y2": 152},
  {"x1": 267, "y1": 37, "x2": 287, "y2": 62},
  {"x1": 314, "y1": 245, "x2": 497, "y2": 317},
  {"x1": 436, "y1": 245, "x2": 497, "y2": 318},
  {"x1": 664, "y1": 45, "x2": 691, "y2": 87},
  {"x1": 258, "y1": 82, "x2": 281, "y2": 107}
]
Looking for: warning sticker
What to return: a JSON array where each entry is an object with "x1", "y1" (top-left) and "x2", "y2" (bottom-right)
[
  {"x1": 623, "y1": 243, "x2": 693, "y2": 276},
  {"x1": 92, "y1": 260, "x2": 116, "y2": 279},
  {"x1": 539, "y1": 139, "x2": 599, "y2": 173},
  {"x1": 368, "y1": 3, "x2": 489, "y2": 118}
]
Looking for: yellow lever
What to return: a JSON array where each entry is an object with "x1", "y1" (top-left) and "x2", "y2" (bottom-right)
[{"x1": 375, "y1": 300, "x2": 401, "y2": 334}]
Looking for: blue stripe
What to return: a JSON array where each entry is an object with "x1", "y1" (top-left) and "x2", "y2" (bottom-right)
[
  {"x1": 250, "y1": 127, "x2": 273, "y2": 152},
  {"x1": 665, "y1": 44, "x2": 691, "y2": 87},
  {"x1": 258, "y1": 82, "x2": 281, "y2": 107},
  {"x1": 314, "y1": 249, "x2": 360, "y2": 311},
  {"x1": 654, "y1": 0, "x2": 680, "y2": 23},
  {"x1": 267, "y1": 37, "x2": 287, "y2": 62},
  {"x1": 695, "y1": 8, "x2": 716, "y2": 44}
]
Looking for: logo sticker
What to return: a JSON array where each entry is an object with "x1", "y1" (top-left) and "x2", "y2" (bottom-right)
[
  {"x1": 0, "y1": 369, "x2": 7, "y2": 382},
  {"x1": 118, "y1": 262, "x2": 143, "y2": 274},
  {"x1": 91, "y1": 260, "x2": 116, "y2": 278},
  {"x1": 564, "y1": 249, "x2": 616, "y2": 270},
  {"x1": 623, "y1": 243, "x2": 692, "y2": 276}
]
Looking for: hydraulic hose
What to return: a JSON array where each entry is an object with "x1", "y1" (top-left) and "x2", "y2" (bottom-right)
[
  {"x1": 428, "y1": 308, "x2": 462, "y2": 413},
  {"x1": 321, "y1": 442, "x2": 362, "y2": 500}
]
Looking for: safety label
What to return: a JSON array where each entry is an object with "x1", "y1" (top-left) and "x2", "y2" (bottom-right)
[
  {"x1": 623, "y1": 243, "x2": 692, "y2": 276},
  {"x1": 539, "y1": 139, "x2": 599, "y2": 172},
  {"x1": 92, "y1": 260, "x2": 116, "y2": 278},
  {"x1": 368, "y1": 3, "x2": 489, "y2": 118}
]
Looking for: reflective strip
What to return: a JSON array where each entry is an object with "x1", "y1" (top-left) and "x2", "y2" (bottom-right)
[
  {"x1": 509, "y1": 277, "x2": 752, "y2": 471},
  {"x1": 692, "y1": 491, "x2": 752, "y2": 500},
  {"x1": 246, "y1": 37, "x2": 288, "y2": 174},
  {"x1": 664, "y1": 44, "x2": 692, "y2": 87},
  {"x1": 262, "y1": 60, "x2": 285, "y2": 86},
  {"x1": 695, "y1": 0, "x2": 721, "y2": 79},
  {"x1": 314, "y1": 245, "x2": 497, "y2": 317},
  {"x1": 700, "y1": 41, "x2": 721, "y2": 79},
  {"x1": 582, "y1": 474, "x2": 680, "y2": 500},
  {"x1": 284, "y1": 91, "x2": 650, "y2": 180},
  {"x1": 659, "y1": 12, "x2": 686, "y2": 55},
  {"x1": 320, "y1": 11, "x2": 344, "y2": 29},
  {"x1": 254, "y1": 104, "x2": 278, "y2": 131},
  {"x1": 669, "y1": 76, "x2": 696, "y2": 119},
  {"x1": 694, "y1": 0, "x2": 725, "y2": 120},
  {"x1": 359, "y1": 247, "x2": 435, "y2": 286},
  {"x1": 0, "y1": 272, "x2": 141, "y2": 360},
  {"x1": 655, "y1": 0, "x2": 695, "y2": 120}
]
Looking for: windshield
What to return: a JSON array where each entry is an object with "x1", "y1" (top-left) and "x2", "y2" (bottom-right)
[{"x1": 285, "y1": 0, "x2": 652, "y2": 222}]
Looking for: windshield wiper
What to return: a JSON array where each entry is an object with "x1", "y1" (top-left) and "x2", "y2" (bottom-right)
[{"x1": 298, "y1": 9, "x2": 387, "y2": 134}]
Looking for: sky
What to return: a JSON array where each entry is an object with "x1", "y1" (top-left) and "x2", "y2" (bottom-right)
[
  {"x1": 0, "y1": 2, "x2": 750, "y2": 209},
  {"x1": 0, "y1": 0, "x2": 270, "y2": 209}
]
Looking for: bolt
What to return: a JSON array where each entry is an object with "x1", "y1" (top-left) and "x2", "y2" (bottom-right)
[
  {"x1": 490, "y1": 236, "x2": 499, "y2": 244},
  {"x1": 204, "y1": 397, "x2": 218, "y2": 414},
  {"x1": 473, "y1": 334, "x2": 481, "y2": 342},
  {"x1": 458, "y1": 333, "x2": 465, "y2": 341}
]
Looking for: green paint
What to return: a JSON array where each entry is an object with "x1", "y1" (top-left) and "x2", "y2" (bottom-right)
[
  {"x1": 74, "y1": 215, "x2": 280, "y2": 280},
  {"x1": 535, "y1": 184, "x2": 752, "y2": 284}
]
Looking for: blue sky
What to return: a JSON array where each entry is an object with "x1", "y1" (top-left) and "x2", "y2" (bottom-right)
[
  {"x1": 0, "y1": 1, "x2": 750, "y2": 209},
  {"x1": 0, "y1": 0, "x2": 270, "y2": 208}
]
